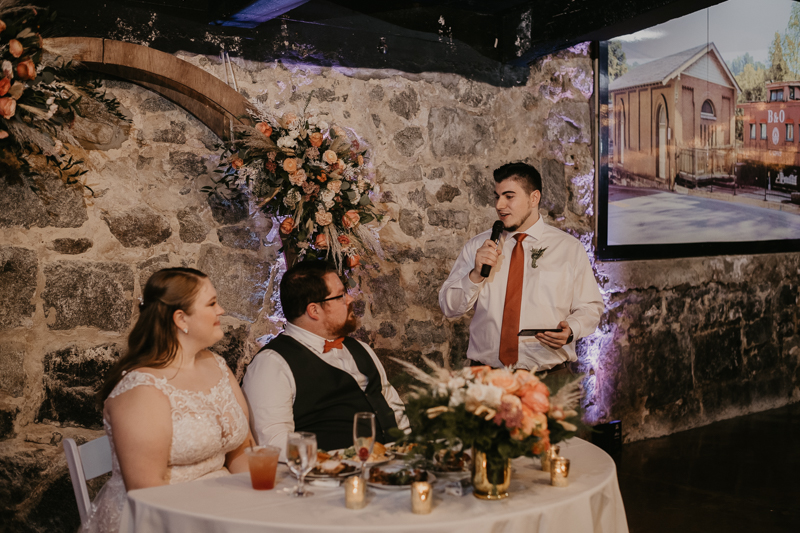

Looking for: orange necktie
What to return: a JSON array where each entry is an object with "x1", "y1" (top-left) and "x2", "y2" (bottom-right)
[
  {"x1": 499, "y1": 234, "x2": 527, "y2": 367},
  {"x1": 323, "y1": 337, "x2": 345, "y2": 353}
]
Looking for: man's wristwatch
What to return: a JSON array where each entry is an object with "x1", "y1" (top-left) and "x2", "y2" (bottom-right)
[{"x1": 566, "y1": 331, "x2": 574, "y2": 344}]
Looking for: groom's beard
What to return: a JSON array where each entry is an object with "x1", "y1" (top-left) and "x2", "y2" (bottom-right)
[{"x1": 331, "y1": 303, "x2": 358, "y2": 337}]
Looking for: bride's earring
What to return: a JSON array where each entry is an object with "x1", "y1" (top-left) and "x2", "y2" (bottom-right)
[{"x1": 183, "y1": 327, "x2": 188, "y2": 334}]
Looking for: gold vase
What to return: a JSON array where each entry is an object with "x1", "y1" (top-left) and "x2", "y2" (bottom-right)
[{"x1": 471, "y1": 448, "x2": 512, "y2": 500}]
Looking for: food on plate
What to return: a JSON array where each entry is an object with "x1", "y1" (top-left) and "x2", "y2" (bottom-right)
[
  {"x1": 386, "y1": 442, "x2": 417, "y2": 456},
  {"x1": 431, "y1": 449, "x2": 471, "y2": 473},
  {"x1": 342, "y1": 442, "x2": 390, "y2": 463},
  {"x1": 310, "y1": 459, "x2": 357, "y2": 477},
  {"x1": 369, "y1": 467, "x2": 428, "y2": 486}
]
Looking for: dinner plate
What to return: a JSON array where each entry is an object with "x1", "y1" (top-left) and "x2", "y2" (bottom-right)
[
  {"x1": 367, "y1": 472, "x2": 436, "y2": 490},
  {"x1": 305, "y1": 465, "x2": 361, "y2": 479},
  {"x1": 342, "y1": 452, "x2": 396, "y2": 467}
]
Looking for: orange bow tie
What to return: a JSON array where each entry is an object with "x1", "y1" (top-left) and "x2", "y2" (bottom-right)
[{"x1": 323, "y1": 337, "x2": 345, "y2": 353}]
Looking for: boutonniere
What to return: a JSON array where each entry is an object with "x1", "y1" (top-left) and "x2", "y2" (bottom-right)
[{"x1": 530, "y1": 247, "x2": 547, "y2": 268}]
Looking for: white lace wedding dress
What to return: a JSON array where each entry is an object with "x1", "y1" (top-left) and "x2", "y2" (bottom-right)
[{"x1": 81, "y1": 354, "x2": 249, "y2": 533}]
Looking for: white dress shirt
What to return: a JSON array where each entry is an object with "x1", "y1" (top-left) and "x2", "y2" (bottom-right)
[
  {"x1": 439, "y1": 217, "x2": 604, "y2": 371},
  {"x1": 242, "y1": 322, "x2": 409, "y2": 458}
]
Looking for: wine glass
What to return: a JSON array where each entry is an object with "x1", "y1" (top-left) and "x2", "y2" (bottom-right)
[
  {"x1": 286, "y1": 432, "x2": 317, "y2": 497},
  {"x1": 353, "y1": 412, "x2": 376, "y2": 479}
]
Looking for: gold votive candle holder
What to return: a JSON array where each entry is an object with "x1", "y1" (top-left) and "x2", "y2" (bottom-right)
[
  {"x1": 411, "y1": 481, "x2": 432, "y2": 514},
  {"x1": 344, "y1": 476, "x2": 367, "y2": 509},
  {"x1": 550, "y1": 457, "x2": 570, "y2": 487},
  {"x1": 541, "y1": 445, "x2": 560, "y2": 472}
]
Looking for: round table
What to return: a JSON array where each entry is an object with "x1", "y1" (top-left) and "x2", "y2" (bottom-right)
[{"x1": 121, "y1": 438, "x2": 628, "y2": 533}]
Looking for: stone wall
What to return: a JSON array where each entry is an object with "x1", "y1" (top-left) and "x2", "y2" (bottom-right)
[{"x1": 0, "y1": 43, "x2": 798, "y2": 532}]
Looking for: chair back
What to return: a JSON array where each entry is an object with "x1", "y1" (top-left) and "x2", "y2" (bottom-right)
[{"x1": 64, "y1": 436, "x2": 113, "y2": 525}]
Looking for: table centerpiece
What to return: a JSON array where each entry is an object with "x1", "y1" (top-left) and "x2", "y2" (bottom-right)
[{"x1": 391, "y1": 357, "x2": 584, "y2": 500}]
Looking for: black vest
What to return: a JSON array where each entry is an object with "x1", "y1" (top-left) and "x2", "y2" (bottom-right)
[{"x1": 262, "y1": 334, "x2": 398, "y2": 451}]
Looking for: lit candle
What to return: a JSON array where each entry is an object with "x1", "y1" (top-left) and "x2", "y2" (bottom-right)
[
  {"x1": 550, "y1": 457, "x2": 570, "y2": 487},
  {"x1": 344, "y1": 476, "x2": 367, "y2": 509},
  {"x1": 541, "y1": 445, "x2": 561, "y2": 472},
  {"x1": 411, "y1": 481, "x2": 432, "y2": 514}
]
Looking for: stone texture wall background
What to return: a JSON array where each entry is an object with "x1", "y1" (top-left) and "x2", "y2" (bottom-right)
[{"x1": 1, "y1": 43, "x2": 798, "y2": 532}]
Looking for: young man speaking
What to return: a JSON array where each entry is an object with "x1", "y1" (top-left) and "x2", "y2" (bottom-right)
[{"x1": 439, "y1": 162, "x2": 603, "y2": 373}]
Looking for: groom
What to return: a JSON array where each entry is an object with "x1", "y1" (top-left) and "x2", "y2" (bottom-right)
[{"x1": 243, "y1": 261, "x2": 407, "y2": 454}]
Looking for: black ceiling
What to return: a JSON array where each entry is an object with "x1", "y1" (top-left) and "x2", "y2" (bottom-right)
[{"x1": 43, "y1": 0, "x2": 731, "y2": 86}]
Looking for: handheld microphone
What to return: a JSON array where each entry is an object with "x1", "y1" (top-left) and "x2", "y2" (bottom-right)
[{"x1": 480, "y1": 220, "x2": 505, "y2": 278}]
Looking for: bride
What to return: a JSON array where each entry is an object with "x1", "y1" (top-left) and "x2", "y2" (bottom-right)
[{"x1": 82, "y1": 268, "x2": 253, "y2": 532}]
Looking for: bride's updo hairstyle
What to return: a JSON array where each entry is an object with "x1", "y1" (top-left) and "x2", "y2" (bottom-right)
[{"x1": 97, "y1": 267, "x2": 208, "y2": 404}]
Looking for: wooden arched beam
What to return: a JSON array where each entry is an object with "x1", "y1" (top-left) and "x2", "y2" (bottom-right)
[{"x1": 44, "y1": 38, "x2": 252, "y2": 140}]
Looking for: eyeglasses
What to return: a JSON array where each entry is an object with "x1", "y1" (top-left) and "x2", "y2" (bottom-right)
[{"x1": 316, "y1": 293, "x2": 345, "y2": 303}]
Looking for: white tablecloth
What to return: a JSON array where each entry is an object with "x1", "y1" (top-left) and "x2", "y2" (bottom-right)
[{"x1": 121, "y1": 438, "x2": 628, "y2": 533}]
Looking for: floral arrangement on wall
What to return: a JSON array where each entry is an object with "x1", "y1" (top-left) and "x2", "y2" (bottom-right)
[
  {"x1": 0, "y1": 1, "x2": 128, "y2": 184},
  {"x1": 205, "y1": 101, "x2": 384, "y2": 275}
]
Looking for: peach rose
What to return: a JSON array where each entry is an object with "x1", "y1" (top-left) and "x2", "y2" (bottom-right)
[
  {"x1": 0, "y1": 130, "x2": 8, "y2": 140},
  {"x1": 515, "y1": 370, "x2": 541, "y2": 395},
  {"x1": 357, "y1": 154, "x2": 364, "y2": 166},
  {"x1": 322, "y1": 150, "x2": 338, "y2": 165},
  {"x1": 315, "y1": 210, "x2": 333, "y2": 226},
  {"x1": 327, "y1": 180, "x2": 342, "y2": 194},
  {"x1": 282, "y1": 158, "x2": 298, "y2": 173},
  {"x1": 282, "y1": 112, "x2": 298, "y2": 124},
  {"x1": 289, "y1": 169, "x2": 307, "y2": 186},
  {"x1": 314, "y1": 233, "x2": 328, "y2": 249},
  {"x1": 16, "y1": 59, "x2": 35, "y2": 81},
  {"x1": 520, "y1": 382, "x2": 550, "y2": 414},
  {"x1": 0, "y1": 97, "x2": 16, "y2": 119},
  {"x1": 0, "y1": 77, "x2": 9, "y2": 97},
  {"x1": 309, "y1": 131, "x2": 323, "y2": 147},
  {"x1": 279, "y1": 217, "x2": 294, "y2": 234},
  {"x1": 337, "y1": 235, "x2": 351, "y2": 246},
  {"x1": 487, "y1": 368, "x2": 520, "y2": 394},
  {"x1": 230, "y1": 157, "x2": 244, "y2": 169},
  {"x1": 332, "y1": 125, "x2": 346, "y2": 137},
  {"x1": 256, "y1": 122, "x2": 272, "y2": 137},
  {"x1": 0, "y1": 19, "x2": 6, "y2": 34},
  {"x1": 9, "y1": 39, "x2": 23, "y2": 58},
  {"x1": 342, "y1": 210, "x2": 360, "y2": 229},
  {"x1": 347, "y1": 255, "x2": 360, "y2": 268},
  {"x1": 520, "y1": 407, "x2": 547, "y2": 437}
]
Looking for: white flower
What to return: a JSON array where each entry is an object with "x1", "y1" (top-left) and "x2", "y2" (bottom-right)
[
  {"x1": 320, "y1": 188, "x2": 335, "y2": 209},
  {"x1": 283, "y1": 189, "x2": 301, "y2": 207},
  {"x1": 464, "y1": 382, "x2": 503, "y2": 411},
  {"x1": 288, "y1": 128, "x2": 300, "y2": 140},
  {"x1": 447, "y1": 376, "x2": 466, "y2": 392},
  {"x1": 318, "y1": 121, "x2": 329, "y2": 130},
  {"x1": 448, "y1": 388, "x2": 466, "y2": 408},
  {"x1": 307, "y1": 114, "x2": 319, "y2": 126},
  {"x1": 357, "y1": 178, "x2": 368, "y2": 193},
  {"x1": 343, "y1": 166, "x2": 357, "y2": 180},
  {"x1": 277, "y1": 136, "x2": 297, "y2": 148}
]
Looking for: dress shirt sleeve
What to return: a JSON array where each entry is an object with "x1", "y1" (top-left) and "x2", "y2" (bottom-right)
[
  {"x1": 358, "y1": 340, "x2": 410, "y2": 431},
  {"x1": 564, "y1": 247, "x2": 604, "y2": 341},
  {"x1": 439, "y1": 239, "x2": 484, "y2": 318},
  {"x1": 241, "y1": 350, "x2": 295, "y2": 460}
]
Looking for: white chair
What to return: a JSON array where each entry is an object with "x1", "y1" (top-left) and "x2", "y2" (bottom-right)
[{"x1": 64, "y1": 436, "x2": 113, "y2": 525}]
